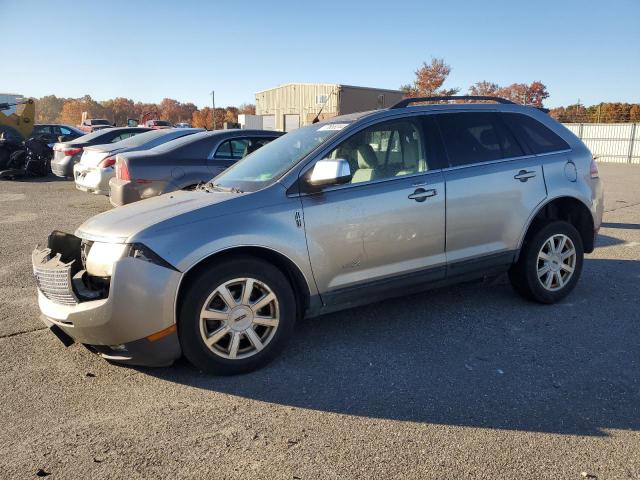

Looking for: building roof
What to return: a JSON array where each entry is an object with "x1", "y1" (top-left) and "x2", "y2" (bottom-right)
[{"x1": 255, "y1": 83, "x2": 403, "y2": 95}]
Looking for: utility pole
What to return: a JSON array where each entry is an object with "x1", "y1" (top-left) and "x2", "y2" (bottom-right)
[{"x1": 210, "y1": 90, "x2": 216, "y2": 130}]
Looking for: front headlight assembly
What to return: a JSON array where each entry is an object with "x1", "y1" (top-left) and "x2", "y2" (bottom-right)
[
  {"x1": 85, "y1": 242, "x2": 177, "y2": 277},
  {"x1": 126, "y1": 243, "x2": 178, "y2": 271}
]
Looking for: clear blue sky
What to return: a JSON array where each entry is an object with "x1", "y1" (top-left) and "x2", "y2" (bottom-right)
[{"x1": 2, "y1": 0, "x2": 638, "y2": 108}]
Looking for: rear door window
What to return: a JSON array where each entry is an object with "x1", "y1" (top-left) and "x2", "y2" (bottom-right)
[
  {"x1": 501, "y1": 113, "x2": 570, "y2": 154},
  {"x1": 436, "y1": 112, "x2": 524, "y2": 166},
  {"x1": 214, "y1": 138, "x2": 271, "y2": 160}
]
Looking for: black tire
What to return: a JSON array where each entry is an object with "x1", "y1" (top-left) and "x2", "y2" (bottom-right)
[
  {"x1": 178, "y1": 256, "x2": 296, "y2": 375},
  {"x1": 509, "y1": 221, "x2": 584, "y2": 304},
  {"x1": 8, "y1": 150, "x2": 25, "y2": 169}
]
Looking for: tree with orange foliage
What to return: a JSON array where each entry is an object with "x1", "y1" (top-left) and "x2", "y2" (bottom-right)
[
  {"x1": 59, "y1": 95, "x2": 106, "y2": 125},
  {"x1": 238, "y1": 103, "x2": 256, "y2": 115},
  {"x1": 192, "y1": 107, "x2": 213, "y2": 129},
  {"x1": 400, "y1": 58, "x2": 459, "y2": 98},
  {"x1": 468, "y1": 80, "x2": 549, "y2": 107}
]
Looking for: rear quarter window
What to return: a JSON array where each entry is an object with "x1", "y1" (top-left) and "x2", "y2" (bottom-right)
[{"x1": 502, "y1": 113, "x2": 570, "y2": 154}]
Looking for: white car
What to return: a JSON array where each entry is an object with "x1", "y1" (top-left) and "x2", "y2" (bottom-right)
[{"x1": 74, "y1": 128, "x2": 203, "y2": 195}]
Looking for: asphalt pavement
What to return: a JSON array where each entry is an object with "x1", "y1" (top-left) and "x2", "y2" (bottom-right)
[{"x1": 0, "y1": 165, "x2": 639, "y2": 479}]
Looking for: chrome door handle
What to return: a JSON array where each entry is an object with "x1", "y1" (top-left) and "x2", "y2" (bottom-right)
[
  {"x1": 408, "y1": 188, "x2": 437, "y2": 202},
  {"x1": 514, "y1": 170, "x2": 536, "y2": 182}
]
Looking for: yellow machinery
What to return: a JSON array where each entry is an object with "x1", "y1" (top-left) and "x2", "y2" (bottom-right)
[{"x1": 0, "y1": 98, "x2": 35, "y2": 139}]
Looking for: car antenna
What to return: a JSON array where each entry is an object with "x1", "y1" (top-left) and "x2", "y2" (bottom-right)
[{"x1": 311, "y1": 90, "x2": 336, "y2": 124}]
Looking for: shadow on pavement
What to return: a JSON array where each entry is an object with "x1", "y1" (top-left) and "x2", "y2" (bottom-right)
[
  {"x1": 602, "y1": 222, "x2": 640, "y2": 230},
  {"x1": 143, "y1": 257, "x2": 640, "y2": 437},
  {"x1": 596, "y1": 234, "x2": 627, "y2": 247}
]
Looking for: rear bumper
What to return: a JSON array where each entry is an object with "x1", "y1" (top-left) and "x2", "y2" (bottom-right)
[
  {"x1": 74, "y1": 164, "x2": 113, "y2": 195},
  {"x1": 34, "y1": 250, "x2": 183, "y2": 367},
  {"x1": 51, "y1": 156, "x2": 75, "y2": 177},
  {"x1": 109, "y1": 177, "x2": 166, "y2": 206},
  {"x1": 109, "y1": 178, "x2": 142, "y2": 206}
]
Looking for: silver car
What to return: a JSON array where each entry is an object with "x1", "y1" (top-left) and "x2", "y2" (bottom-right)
[
  {"x1": 32, "y1": 96, "x2": 604, "y2": 375},
  {"x1": 51, "y1": 127, "x2": 151, "y2": 178},
  {"x1": 73, "y1": 128, "x2": 203, "y2": 195},
  {"x1": 108, "y1": 130, "x2": 282, "y2": 206}
]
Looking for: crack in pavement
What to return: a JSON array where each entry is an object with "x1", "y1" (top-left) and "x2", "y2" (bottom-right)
[
  {"x1": 605, "y1": 201, "x2": 640, "y2": 213},
  {"x1": 0, "y1": 327, "x2": 47, "y2": 340}
]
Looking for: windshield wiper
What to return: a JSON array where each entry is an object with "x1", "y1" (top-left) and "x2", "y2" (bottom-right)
[{"x1": 198, "y1": 182, "x2": 243, "y2": 194}]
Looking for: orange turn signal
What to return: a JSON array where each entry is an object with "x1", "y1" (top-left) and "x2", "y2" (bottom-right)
[{"x1": 146, "y1": 324, "x2": 177, "y2": 342}]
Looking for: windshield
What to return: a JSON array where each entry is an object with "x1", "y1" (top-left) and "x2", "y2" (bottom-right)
[
  {"x1": 212, "y1": 123, "x2": 349, "y2": 192},
  {"x1": 91, "y1": 119, "x2": 110, "y2": 125}
]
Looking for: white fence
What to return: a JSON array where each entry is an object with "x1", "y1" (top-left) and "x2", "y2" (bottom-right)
[{"x1": 563, "y1": 123, "x2": 640, "y2": 164}]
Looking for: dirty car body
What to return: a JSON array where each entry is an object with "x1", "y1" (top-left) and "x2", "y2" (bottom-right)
[{"x1": 33, "y1": 99, "x2": 604, "y2": 371}]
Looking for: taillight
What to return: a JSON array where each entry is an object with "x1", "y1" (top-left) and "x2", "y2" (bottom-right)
[
  {"x1": 116, "y1": 161, "x2": 130, "y2": 181},
  {"x1": 63, "y1": 147, "x2": 82, "y2": 157},
  {"x1": 98, "y1": 156, "x2": 116, "y2": 168},
  {"x1": 590, "y1": 156, "x2": 599, "y2": 179}
]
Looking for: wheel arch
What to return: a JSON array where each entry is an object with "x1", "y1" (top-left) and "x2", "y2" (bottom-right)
[
  {"x1": 175, "y1": 246, "x2": 311, "y2": 325},
  {"x1": 519, "y1": 196, "x2": 595, "y2": 256}
]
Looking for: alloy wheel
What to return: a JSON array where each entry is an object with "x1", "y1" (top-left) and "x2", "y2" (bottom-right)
[
  {"x1": 536, "y1": 234, "x2": 577, "y2": 292},
  {"x1": 199, "y1": 277, "x2": 280, "y2": 360}
]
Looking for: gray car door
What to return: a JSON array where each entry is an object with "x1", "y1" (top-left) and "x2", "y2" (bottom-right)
[
  {"x1": 436, "y1": 111, "x2": 548, "y2": 274},
  {"x1": 300, "y1": 117, "x2": 446, "y2": 303}
]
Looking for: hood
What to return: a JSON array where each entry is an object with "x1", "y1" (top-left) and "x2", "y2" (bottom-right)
[{"x1": 75, "y1": 190, "x2": 242, "y2": 243}]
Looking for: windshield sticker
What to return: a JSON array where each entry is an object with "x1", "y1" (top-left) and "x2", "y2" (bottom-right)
[{"x1": 318, "y1": 123, "x2": 349, "y2": 131}]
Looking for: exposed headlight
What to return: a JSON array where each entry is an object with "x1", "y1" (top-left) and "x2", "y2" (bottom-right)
[
  {"x1": 127, "y1": 243, "x2": 178, "y2": 271},
  {"x1": 85, "y1": 242, "x2": 177, "y2": 277},
  {"x1": 85, "y1": 242, "x2": 128, "y2": 277}
]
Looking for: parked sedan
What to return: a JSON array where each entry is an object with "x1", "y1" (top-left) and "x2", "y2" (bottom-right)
[
  {"x1": 74, "y1": 128, "x2": 203, "y2": 195},
  {"x1": 51, "y1": 127, "x2": 151, "y2": 177},
  {"x1": 109, "y1": 129, "x2": 282, "y2": 206},
  {"x1": 32, "y1": 124, "x2": 84, "y2": 145}
]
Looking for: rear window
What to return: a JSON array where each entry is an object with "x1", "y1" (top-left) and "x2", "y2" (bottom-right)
[
  {"x1": 91, "y1": 119, "x2": 111, "y2": 125},
  {"x1": 74, "y1": 128, "x2": 146, "y2": 143},
  {"x1": 436, "y1": 112, "x2": 524, "y2": 166},
  {"x1": 149, "y1": 131, "x2": 218, "y2": 159},
  {"x1": 502, "y1": 113, "x2": 570, "y2": 154},
  {"x1": 111, "y1": 129, "x2": 173, "y2": 148}
]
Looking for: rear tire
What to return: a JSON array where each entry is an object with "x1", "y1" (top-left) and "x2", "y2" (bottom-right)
[
  {"x1": 178, "y1": 256, "x2": 296, "y2": 375},
  {"x1": 8, "y1": 150, "x2": 25, "y2": 169},
  {"x1": 509, "y1": 221, "x2": 584, "y2": 304}
]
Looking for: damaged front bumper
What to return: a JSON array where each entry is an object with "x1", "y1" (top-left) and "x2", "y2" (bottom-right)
[{"x1": 32, "y1": 233, "x2": 182, "y2": 367}]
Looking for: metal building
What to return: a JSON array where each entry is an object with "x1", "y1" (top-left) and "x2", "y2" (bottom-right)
[{"x1": 255, "y1": 83, "x2": 404, "y2": 131}]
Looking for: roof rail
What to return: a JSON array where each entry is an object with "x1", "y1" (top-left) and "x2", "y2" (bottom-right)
[{"x1": 390, "y1": 95, "x2": 516, "y2": 109}]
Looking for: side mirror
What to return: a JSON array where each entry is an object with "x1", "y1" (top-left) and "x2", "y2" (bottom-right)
[{"x1": 309, "y1": 159, "x2": 352, "y2": 187}]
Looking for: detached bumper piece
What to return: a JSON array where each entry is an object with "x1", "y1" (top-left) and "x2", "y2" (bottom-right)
[
  {"x1": 32, "y1": 248, "x2": 79, "y2": 306},
  {"x1": 32, "y1": 231, "x2": 107, "y2": 305}
]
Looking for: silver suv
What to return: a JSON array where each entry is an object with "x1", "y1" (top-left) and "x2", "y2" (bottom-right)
[{"x1": 32, "y1": 96, "x2": 604, "y2": 375}]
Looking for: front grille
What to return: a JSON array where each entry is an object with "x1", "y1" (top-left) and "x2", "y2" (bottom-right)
[{"x1": 32, "y1": 249, "x2": 78, "y2": 306}]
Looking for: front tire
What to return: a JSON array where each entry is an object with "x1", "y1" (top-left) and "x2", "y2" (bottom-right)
[
  {"x1": 509, "y1": 221, "x2": 584, "y2": 304},
  {"x1": 178, "y1": 256, "x2": 296, "y2": 375}
]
